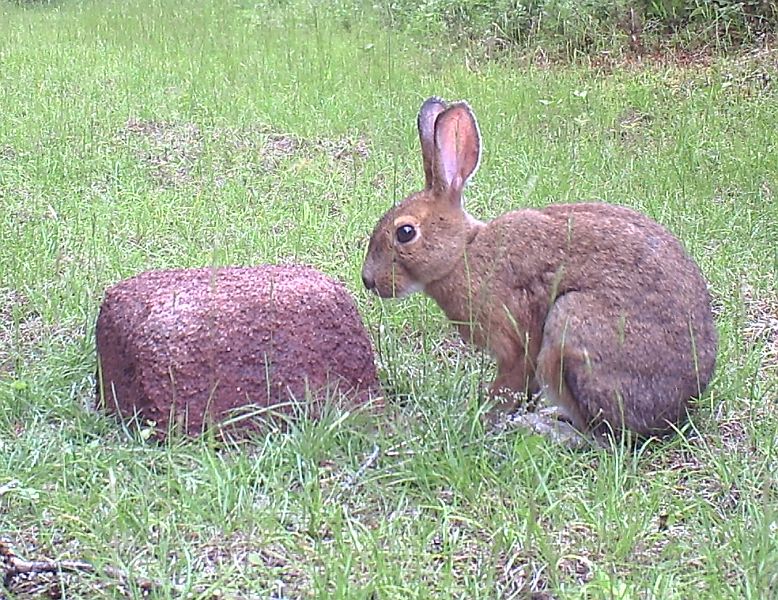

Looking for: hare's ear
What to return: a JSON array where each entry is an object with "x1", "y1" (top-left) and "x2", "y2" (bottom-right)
[
  {"x1": 417, "y1": 97, "x2": 448, "y2": 189},
  {"x1": 432, "y1": 101, "x2": 481, "y2": 202}
]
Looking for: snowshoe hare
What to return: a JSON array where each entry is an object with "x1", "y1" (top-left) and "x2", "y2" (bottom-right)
[{"x1": 361, "y1": 97, "x2": 717, "y2": 439}]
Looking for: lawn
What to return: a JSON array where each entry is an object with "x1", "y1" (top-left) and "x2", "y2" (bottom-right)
[{"x1": 0, "y1": 0, "x2": 776, "y2": 598}]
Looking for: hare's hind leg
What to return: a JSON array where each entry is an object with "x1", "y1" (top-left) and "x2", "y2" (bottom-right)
[
  {"x1": 535, "y1": 291, "x2": 606, "y2": 435},
  {"x1": 536, "y1": 291, "x2": 651, "y2": 440},
  {"x1": 535, "y1": 340, "x2": 592, "y2": 434}
]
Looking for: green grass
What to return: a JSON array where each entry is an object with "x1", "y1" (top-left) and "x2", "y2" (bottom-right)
[
  {"x1": 377, "y1": 0, "x2": 778, "y2": 59},
  {"x1": 1, "y1": 0, "x2": 776, "y2": 598}
]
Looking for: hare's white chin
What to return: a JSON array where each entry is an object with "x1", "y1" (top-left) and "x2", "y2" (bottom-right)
[
  {"x1": 369, "y1": 280, "x2": 423, "y2": 299},
  {"x1": 396, "y1": 281, "x2": 424, "y2": 298}
]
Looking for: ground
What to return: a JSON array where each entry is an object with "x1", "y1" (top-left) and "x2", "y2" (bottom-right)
[{"x1": 0, "y1": 0, "x2": 776, "y2": 598}]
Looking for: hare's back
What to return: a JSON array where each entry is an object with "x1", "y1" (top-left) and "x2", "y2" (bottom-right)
[{"x1": 539, "y1": 202, "x2": 707, "y2": 297}]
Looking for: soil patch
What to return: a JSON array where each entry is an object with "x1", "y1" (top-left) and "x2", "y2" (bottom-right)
[
  {"x1": 0, "y1": 289, "x2": 43, "y2": 375},
  {"x1": 742, "y1": 282, "x2": 778, "y2": 374},
  {"x1": 120, "y1": 119, "x2": 371, "y2": 189}
]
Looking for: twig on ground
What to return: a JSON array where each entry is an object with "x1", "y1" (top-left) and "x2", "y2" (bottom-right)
[
  {"x1": 341, "y1": 444, "x2": 381, "y2": 490},
  {"x1": 0, "y1": 539, "x2": 181, "y2": 595},
  {"x1": 0, "y1": 481, "x2": 19, "y2": 497}
]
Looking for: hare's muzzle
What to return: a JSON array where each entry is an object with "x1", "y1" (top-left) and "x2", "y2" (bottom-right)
[{"x1": 361, "y1": 271, "x2": 376, "y2": 292}]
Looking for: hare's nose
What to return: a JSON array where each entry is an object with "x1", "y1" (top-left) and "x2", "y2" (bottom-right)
[{"x1": 362, "y1": 272, "x2": 375, "y2": 290}]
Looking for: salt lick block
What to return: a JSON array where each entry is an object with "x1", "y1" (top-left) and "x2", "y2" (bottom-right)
[{"x1": 96, "y1": 265, "x2": 380, "y2": 438}]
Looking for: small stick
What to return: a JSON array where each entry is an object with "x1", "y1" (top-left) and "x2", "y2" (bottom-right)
[
  {"x1": 0, "y1": 540, "x2": 177, "y2": 594},
  {"x1": 341, "y1": 444, "x2": 381, "y2": 490}
]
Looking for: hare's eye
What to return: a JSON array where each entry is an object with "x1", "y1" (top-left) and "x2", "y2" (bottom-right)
[{"x1": 396, "y1": 224, "x2": 416, "y2": 244}]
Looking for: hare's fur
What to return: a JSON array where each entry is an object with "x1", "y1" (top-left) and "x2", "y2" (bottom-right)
[{"x1": 362, "y1": 98, "x2": 717, "y2": 438}]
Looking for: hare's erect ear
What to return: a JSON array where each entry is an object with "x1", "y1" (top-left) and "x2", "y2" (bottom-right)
[
  {"x1": 432, "y1": 102, "x2": 481, "y2": 201},
  {"x1": 417, "y1": 97, "x2": 448, "y2": 189}
]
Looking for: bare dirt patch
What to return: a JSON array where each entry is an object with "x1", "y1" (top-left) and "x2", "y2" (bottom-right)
[
  {"x1": 120, "y1": 119, "x2": 371, "y2": 190},
  {"x1": 741, "y1": 282, "x2": 778, "y2": 375},
  {"x1": 0, "y1": 289, "x2": 43, "y2": 375},
  {"x1": 0, "y1": 289, "x2": 86, "y2": 380},
  {"x1": 481, "y1": 37, "x2": 777, "y2": 75},
  {"x1": 0, "y1": 145, "x2": 17, "y2": 161},
  {"x1": 188, "y1": 531, "x2": 312, "y2": 597},
  {"x1": 121, "y1": 119, "x2": 204, "y2": 188},
  {"x1": 0, "y1": 527, "x2": 311, "y2": 599},
  {"x1": 612, "y1": 107, "x2": 655, "y2": 149}
]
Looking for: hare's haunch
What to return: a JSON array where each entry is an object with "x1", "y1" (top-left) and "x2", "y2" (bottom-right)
[{"x1": 362, "y1": 97, "x2": 717, "y2": 438}]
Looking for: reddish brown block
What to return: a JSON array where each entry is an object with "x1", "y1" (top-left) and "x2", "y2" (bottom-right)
[{"x1": 96, "y1": 265, "x2": 380, "y2": 438}]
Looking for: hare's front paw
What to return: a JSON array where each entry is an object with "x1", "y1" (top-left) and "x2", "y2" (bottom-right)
[
  {"x1": 481, "y1": 387, "x2": 527, "y2": 428},
  {"x1": 509, "y1": 412, "x2": 590, "y2": 449},
  {"x1": 481, "y1": 403, "x2": 514, "y2": 431}
]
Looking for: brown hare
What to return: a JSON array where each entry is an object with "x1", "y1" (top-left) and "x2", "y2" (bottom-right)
[{"x1": 361, "y1": 97, "x2": 717, "y2": 440}]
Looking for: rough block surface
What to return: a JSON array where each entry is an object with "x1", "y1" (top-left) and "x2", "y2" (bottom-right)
[{"x1": 96, "y1": 265, "x2": 380, "y2": 438}]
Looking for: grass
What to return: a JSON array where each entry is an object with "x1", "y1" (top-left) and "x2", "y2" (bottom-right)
[
  {"x1": 1, "y1": 0, "x2": 776, "y2": 598},
  {"x1": 377, "y1": 0, "x2": 778, "y2": 59}
]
